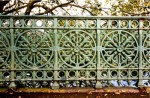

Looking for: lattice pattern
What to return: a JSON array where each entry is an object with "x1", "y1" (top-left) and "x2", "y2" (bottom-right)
[{"x1": 0, "y1": 16, "x2": 149, "y2": 88}]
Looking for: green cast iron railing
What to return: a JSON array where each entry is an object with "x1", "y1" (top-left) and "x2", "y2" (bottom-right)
[{"x1": 0, "y1": 16, "x2": 149, "y2": 89}]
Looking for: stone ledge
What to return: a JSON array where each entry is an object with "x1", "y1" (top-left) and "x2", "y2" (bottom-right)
[{"x1": 0, "y1": 87, "x2": 150, "y2": 94}]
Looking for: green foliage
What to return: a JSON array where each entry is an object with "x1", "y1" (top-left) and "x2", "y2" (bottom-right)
[
  {"x1": 0, "y1": 0, "x2": 149, "y2": 16},
  {"x1": 110, "y1": 0, "x2": 150, "y2": 16}
]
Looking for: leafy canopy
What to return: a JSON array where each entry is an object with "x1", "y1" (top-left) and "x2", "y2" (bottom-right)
[{"x1": 0, "y1": 0, "x2": 149, "y2": 16}]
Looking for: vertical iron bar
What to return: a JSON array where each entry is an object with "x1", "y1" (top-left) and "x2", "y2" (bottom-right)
[
  {"x1": 0, "y1": 16, "x2": 2, "y2": 83},
  {"x1": 138, "y1": 19, "x2": 143, "y2": 87},
  {"x1": 96, "y1": 19, "x2": 102, "y2": 88},
  {"x1": 9, "y1": 17, "x2": 16, "y2": 88},
  {"x1": 52, "y1": 18, "x2": 59, "y2": 89}
]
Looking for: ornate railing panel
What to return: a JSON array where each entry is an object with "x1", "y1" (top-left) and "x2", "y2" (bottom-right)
[{"x1": 0, "y1": 16, "x2": 149, "y2": 88}]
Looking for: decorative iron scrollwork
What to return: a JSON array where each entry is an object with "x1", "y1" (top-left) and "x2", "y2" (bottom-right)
[
  {"x1": 143, "y1": 33, "x2": 150, "y2": 63},
  {"x1": 59, "y1": 30, "x2": 96, "y2": 68},
  {"x1": 101, "y1": 30, "x2": 138, "y2": 67},
  {"x1": 15, "y1": 30, "x2": 53, "y2": 68},
  {"x1": 0, "y1": 32, "x2": 10, "y2": 67}
]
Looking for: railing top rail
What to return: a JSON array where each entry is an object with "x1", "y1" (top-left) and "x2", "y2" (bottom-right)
[{"x1": 0, "y1": 15, "x2": 149, "y2": 19}]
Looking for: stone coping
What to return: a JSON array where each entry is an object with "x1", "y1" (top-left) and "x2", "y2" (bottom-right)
[{"x1": 0, "y1": 87, "x2": 150, "y2": 94}]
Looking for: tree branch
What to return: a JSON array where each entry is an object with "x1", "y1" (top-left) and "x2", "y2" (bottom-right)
[
  {"x1": 70, "y1": 4, "x2": 94, "y2": 15},
  {"x1": 25, "y1": 0, "x2": 41, "y2": 15},
  {"x1": 0, "y1": 0, "x2": 10, "y2": 13},
  {"x1": 35, "y1": 0, "x2": 74, "y2": 15},
  {"x1": 3, "y1": 4, "x2": 27, "y2": 15},
  {"x1": 61, "y1": 7, "x2": 71, "y2": 15}
]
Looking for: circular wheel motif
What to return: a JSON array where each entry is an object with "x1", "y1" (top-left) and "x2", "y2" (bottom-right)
[
  {"x1": 59, "y1": 30, "x2": 96, "y2": 68},
  {"x1": 15, "y1": 30, "x2": 53, "y2": 68},
  {"x1": 101, "y1": 30, "x2": 138, "y2": 67},
  {"x1": 143, "y1": 34, "x2": 150, "y2": 63},
  {"x1": 0, "y1": 32, "x2": 10, "y2": 67}
]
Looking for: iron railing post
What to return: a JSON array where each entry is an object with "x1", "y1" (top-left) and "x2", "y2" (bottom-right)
[
  {"x1": 138, "y1": 19, "x2": 144, "y2": 87},
  {"x1": 52, "y1": 18, "x2": 59, "y2": 89},
  {"x1": 9, "y1": 17, "x2": 16, "y2": 88},
  {"x1": 96, "y1": 19, "x2": 102, "y2": 88}
]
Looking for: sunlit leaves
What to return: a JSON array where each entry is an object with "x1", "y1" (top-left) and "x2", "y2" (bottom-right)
[
  {"x1": 0, "y1": 0, "x2": 149, "y2": 16},
  {"x1": 111, "y1": 0, "x2": 150, "y2": 16}
]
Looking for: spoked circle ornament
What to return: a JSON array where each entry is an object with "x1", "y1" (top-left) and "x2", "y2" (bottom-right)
[
  {"x1": 59, "y1": 30, "x2": 96, "y2": 68},
  {"x1": 0, "y1": 32, "x2": 10, "y2": 67},
  {"x1": 101, "y1": 30, "x2": 138, "y2": 67},
  {"x1": 15, "y1": 30, "x2": 53, "y2": 68},
  {"x1": 143, "y1": 34, "x2": 150, "y2": 63}
]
